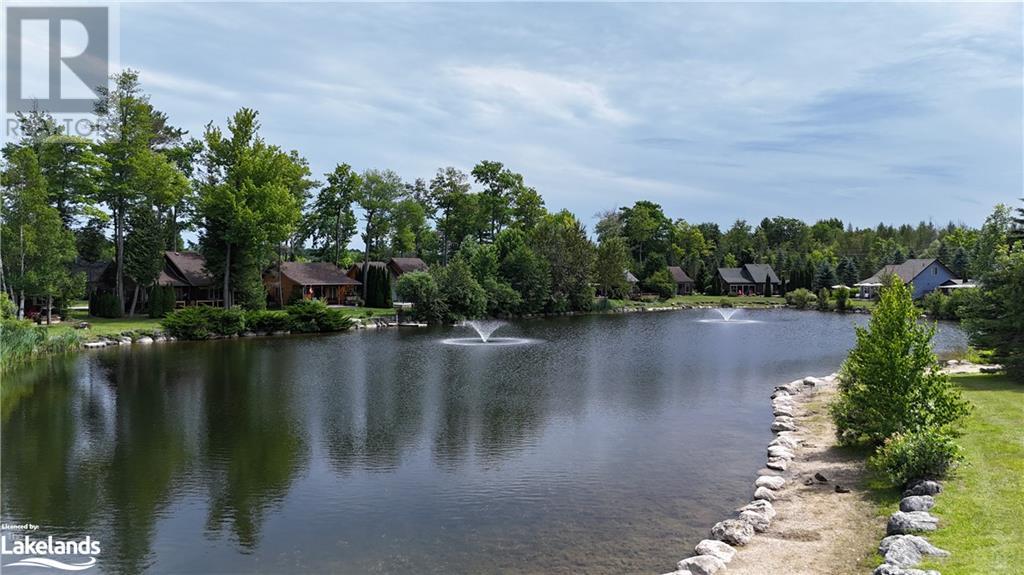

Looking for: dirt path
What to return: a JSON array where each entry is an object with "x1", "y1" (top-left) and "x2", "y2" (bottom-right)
[{"x1": 725, "y1": 380, "x2": 884, "y2": 575}]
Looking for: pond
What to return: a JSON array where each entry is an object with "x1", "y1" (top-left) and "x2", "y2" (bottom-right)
[{"x1": 0, "y1": 309, "x2": 967, "y2": 574}]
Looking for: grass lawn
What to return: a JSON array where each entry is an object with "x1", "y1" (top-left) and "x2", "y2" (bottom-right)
[
  {"x1": 332, "y1": 306, "x2": 397, "y2": 318},
  {"x1": 42, "y1": 309, "x2": 163, "y2": 338},
  {"x1": 914, "y1": 374, "x2": 1024, "y2": 574}
]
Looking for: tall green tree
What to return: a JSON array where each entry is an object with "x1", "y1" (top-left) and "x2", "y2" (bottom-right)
[
  {"x1": 356, "y1": 169, "x2": 405, "y2": 299},
  {"x1": 594, "y1": 237, "x2": 631, "y2": 297},
  {"x1": 197, "y1": 108, "x2": 309, "y2": 309},
  {"x1": 962, "y1": 247, "x2": 1024, "y2": 380},
  {"x1": 302, "y1": 163, "x2": 360, "y2": 265},
  {"x1": 531, "y1": 210, "x2": 595, "y2": 311},
  {"x1": 619, "y1": 201, "x2": 671, "y2": 271},
  {"x1": 427, "y1": 167, "x2": 473, "y2": 264}
]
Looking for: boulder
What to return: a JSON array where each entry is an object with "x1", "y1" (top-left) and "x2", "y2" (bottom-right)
[
  {"x1": 887, "y1": 511, "x2": 939, "y2": 535},
  {"x1": 753, "y1": 486, "x2": 777, "y2": 501},
  {"x1": 738, "y1": 499, "x2": 776, "y2": 517},
  {"x1": 803, "y1": 376, "x2": 825, "y2": 388},
  {"x1": 693, "y1": 539, "x2": 735, "y2": 563},
  {"x1": 773, "y1": 405, "x2": 795, "y2": 417},
  {"x1": 899, "y1": 495, "x2": 935, "y2": 512},
  {"x1": 755, "y1": 475, "x2": 786, "y2": 490},
  {"x1": 767, "y1": 445, "x2": 795, "y2": 460},
  {"x1": 117, "y1": 336, "x2": 132, "y2": 345},
  {"x1": 739, "y1": 509, "x2": 771, "y2": 532},
  {"x1": 872, "y1": 564, "x2": 941, "y2": 575},
  {"x1": 770, "y1": 389, "x2": 791, "y2": 400},
  {"x1": 711, "y1": 519, "x2": 754, "y2": 546},
  {"x1": 771, "y1": 417, "x2": 798, "y2": 432},
  {"x1": 136, "y1": 336, "x2": 154, "y2": 344},
  {"x1": 902, "y1": 480, "x2": 942, "y2": 497},
  {"x1": 241, "y1": 331, "x2": 257, "y2": 338},
  {"x1": 769, "y1": 435, "x2": 800, "y2": 449},
  {"x1": 676, "y1": 554, "x2": 726, "y2": 575},
  {"x1": 766, "y1": 458, "x2": 789, "y2": 471},
  {"x1": 980, "y1": 365, "x2": 1002, "y2": 374},
  {"x1": 153, "y1": 335, "x2": 166, "y2": 342},
  {"x1": 879, "y1": 535, "x2": 950, "y2": 567}
]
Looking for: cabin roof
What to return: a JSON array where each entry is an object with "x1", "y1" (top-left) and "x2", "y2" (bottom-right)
[
  {"x1": 389, "y1": 257, "x2": 428, "y2": 274},
  {"x1": 667, "y1": 266, "x2": 694, "y2": 284},
  {"x1": 164, "y1": 251, "x2": 215, "y2": 287},
  {"x1": 856, "y1": 258, "x2": 955, "y2": 286},
  {"x1": 280, "y1": 261, "x2": 361, "y2": 286}
]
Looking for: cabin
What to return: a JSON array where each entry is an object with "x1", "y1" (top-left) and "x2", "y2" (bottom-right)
[
  {"x1": 348, "y1": 258, "x2": 428, "y2": 302},
  {"x1": 936, "y1": 279, "x2": 978, "y2": 295},
  {"x1": 264, "y1": 261, "x2": 361, "y2": 306},
  {"x1": 854, "y1": 258, "x2": 958, "y2": 300},
  {"x1": 716, "y1": 264, "x2": 781, "y2": 296},
  {"x1": 667, "y1": 266, "x2": 695, "y2": 295},
  {"x1": 159, "y1": 251, "x2": 223, "y2": 307}
]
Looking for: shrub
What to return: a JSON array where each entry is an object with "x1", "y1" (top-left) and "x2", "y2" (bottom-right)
[
  {"x1": 245, "y1": 310, "x2": 290, "y2": 332},
  {"x1": 831, "y1": 276, "x2": 971, "y2": 447},
  {"x1": 162, "y1": 307, "x2": 214, "y2": 340},
  {"x1": 0, "y1": 319, "x2": 44, "y2": 371},
  {"x1": 397, "y1": 271, "x2": 448, "y2": 324},
  {"x1": 785, "y1": 288, "x2": 817, "y2": 309},
  {"x1": 816, "y1": 288, "x2": 831, "y2": 311},
  {"x1": 148, "y1": 285, "x2": 177, "y2": 318},
  {"x1": 0, "y1": 293, "x2": 17, "y2": 319},
  {"x1": 834, "y1": 286, "x2": 851, "y2": 312},
  {"x1": 434, "y1": 258, "x2": 487, "y2": 320},
  {"x1": 285, "y1": 299, "x2": 353, "y2": 333},
  {"x1": 210, "y1": 307, "x2": 245, "y2": 336},
  {"x1": 90, "y1": 293, "x2": 123, "y2": 318},
  {"x1": 869, "y1": 428, "x2": 964, "y2": 487},
  {"x1": 718, "y1": 299, "x2": 733, "y2": 308},
  {"x1": 642, "y1": 268, "x2": 677, "y2": 300}
]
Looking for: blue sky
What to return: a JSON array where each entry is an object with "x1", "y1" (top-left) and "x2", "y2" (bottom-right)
[{"x1": 121, "y1": 2, "x2": 1021, "y2": 229}]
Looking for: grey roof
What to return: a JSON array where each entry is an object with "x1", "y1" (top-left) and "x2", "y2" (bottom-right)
[
  {"x1": 389, "y1": 257, "x2": 428, "y2": 274},
  {"x1": 624, "y1": 271, "x2": 639, "y2": 284},
  {"x1": 667, "y1": 266, "x2": 694, "y2": 284},
  {"x1": 164, "y1": 251, "x2": 215, "y2": 287},
  {"x1": 857, "y1": 258, "x2": 953, "y2": 286},
  {"x1": 717, "y1": 264, "x2": 781, "y2": 285},
  {"x1": 280, "y1": 262, "x2": 360, "y2": 286}
]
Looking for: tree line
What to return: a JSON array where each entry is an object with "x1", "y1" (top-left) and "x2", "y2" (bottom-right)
[{"x1": 1, "y1": 70, "x2": 1020, "y2": 323}]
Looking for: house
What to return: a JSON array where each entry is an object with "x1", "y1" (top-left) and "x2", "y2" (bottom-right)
[
  {"x1": 854, "y1": 258, "x2": 958, "y2": 300},
  {"x1": 936, "y1": 279, "x2": 978, "y2": 295},
  {"x1": 159, "y1": 251, "x2": 222, "y2": 306},
  {"x1": 348, "y1": 258, "x2": 428, "y2": 302},
  {"x1": 264, "y1": 261, "x2": 361, "y2": 306},
  {"x1": 667, "y1": 266, "x2": 695, "y2": 295},
  {"x1": 716, "y1": 263, "x2": 781, "y2": 296}
]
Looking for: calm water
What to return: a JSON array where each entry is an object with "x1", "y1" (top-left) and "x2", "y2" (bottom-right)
[{"x1": 1, "y1": 309, "x2": 966, "y2": 574}]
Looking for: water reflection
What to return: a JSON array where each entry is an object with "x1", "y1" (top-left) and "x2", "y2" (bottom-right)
[{"x1": 1, "y1": 310, "x2": 967, "y2": 574}]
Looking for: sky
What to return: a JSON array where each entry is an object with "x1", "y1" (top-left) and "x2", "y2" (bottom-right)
[{"x1": 115, "y1": 2, "x2": 1022, "y2": 230}]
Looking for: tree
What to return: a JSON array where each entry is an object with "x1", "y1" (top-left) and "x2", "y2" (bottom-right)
[
  {"x1": 0, "y1": 148, "x2": 79, "y2": 322},
  {"x1": 951, "y1": 246, "x2": 970, "y2": 279},
  {"x1": 831, "y1": 276, "x2": 970, "y2": 446},
  {"x1": 427, "y1": 167, "x2": 473, "y2": 264},
  {"x1": 531, "y1": 210, "x2": 595, "y2": 311},
  {"x1": 619, "y1": 200, "x2": 671, "y2": 270},
  {"x1": 970, "y1": 204, "x2": 1012, "y2": 279},
  {"x1": 197, "y1": 108, "x2": 309, "y2": 309},
  {"x1": 962, "y1": 247, "x2": 1024, "y2": 380},
  {"x1": 434, "y1": 257, "x2": 487, "y2": 320},
  {"x1": 124, "y1": 204, "x2": 163, "y2": 316},
  {"x1": 643, "y1": 267, "x2": 676, "y2": 299},
  {"x1": 836, "y1": 257, "x2": 860, "y2": 287},
  {"x1": 594, "y1": 237, "x2": 631, "y2": 298},
  {"x1": 813, "y1": 260, "x2": 839, "y2": 291},
  {"x1": 302, "y1": 164, "x2": 360, "y2": 265},
  {"x1": 396, "y1": 271, "x2": 447, "y2": 323},
  {"x1": 496, "y1": 229, "x2": 550, "y2": 314},
  {"x1": 471, "y1": 160, "x2": 526, "y2": 241},
  {"x1": 356, "y1": 169, "x2": 405, "y2": 299},
  {"x1": 390, "y1": 197, "x2": 429, "y2": 257}
]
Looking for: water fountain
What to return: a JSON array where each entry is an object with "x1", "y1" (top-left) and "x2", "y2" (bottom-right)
[
  {"x1": 714, "y1": 308, "x2": 739, "y2": 322},
  {"x1": 441, "y1": 320, "x2": 537, "y2": 346},
  {"x1": 697, "y1": 308, "x2": 761, "y2": 324}
]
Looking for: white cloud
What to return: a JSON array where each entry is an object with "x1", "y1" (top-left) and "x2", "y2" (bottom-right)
[
  {"x1": 447, "y1": 65, "x2": 633, "y2": 126},
  {"x1": 139, "y1": 68, "x2": 239, "y2": 101}
]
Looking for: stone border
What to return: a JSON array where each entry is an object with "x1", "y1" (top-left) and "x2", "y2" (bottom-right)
[{"x1": 663, "y1": 373, "x2": 837, "y2": 575}]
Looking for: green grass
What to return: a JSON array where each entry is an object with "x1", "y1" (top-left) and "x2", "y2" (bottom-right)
[
  {"x1": 42, "y1": 309, "x2": 163, "y2": 339},
  {"x1": 912, "y1": 374, "x2": 1024, "y2": 574},
  {"x1": 332, "y1": 306, "x2": 397, "y2": 318}
]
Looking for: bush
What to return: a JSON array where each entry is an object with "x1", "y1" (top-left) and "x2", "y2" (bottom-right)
[
  {"x1": 0, "y1": 293, "x2": 17, "y2": 319},
  {"x1": 834, "y1": 286, "x2": 851, "y2": 312},
  {"x1": 869, "y1": 428, "x2": 964, "y2": 487},
  {"x1": 1, "y1": 319, "x2": 45, "y2": 371},
  {"x1": 397, "y1": 272, "x2": 448, "y2": 324},
  {"x1": 285, "y1": 299, "x2": 353, "y2": 333},
  {"x1": 785, "y1": 288, "x2": 818, "y2": 309},
  {"x1": 642, "y1": 268, "x2": 677, "y2": 300},
  {"x1": 816, "y1": 288, "x2": 831, "y2": 311},
  {"x1": 831, "y1": 276, "x2": 971, "y2": 447},
  {"x1": 244, "y1": 310, "x2": 290, "y2": 332},
  {"x1": 161, "y1": 307, "x2": 215, "y2": 340},
  {"x1": 148, "y1": 285, "x2": 177, "y2": 318},
  {"x1": 90, "y1": 292, "x2": 123, "y2": 318},
  {"x1": 211, "y1": 307, "x2": 245, "y2": 336}
]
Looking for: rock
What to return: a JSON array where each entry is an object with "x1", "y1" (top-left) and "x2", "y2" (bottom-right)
[
  {"x1": 887, "y1": 511, "x2": 939, "y2": 535},
  {"x1": 118, "y1": 336, "x2": 132, "y2": 345},
  {"x1": 771, "y1": 417, "x2": 797, "y2": 432},
  {"x1": 803, "y1": 477, "x2": 815, "y2": 486},
  {"x1": 899, "y1": 495, "x2": 935, "y2": 512},
  {"x1": 773, "y1": 405, "x2": 795, "y2": 417},
  {"x1": 767, "y1": 445, "x2": 795, "y2": 459},
  {"x1": 814, "y1": 472, "x2": 828, "y2": 483},
  {"x1": 980, "y1": 365, "x2": 1001, "y2": 374},
  {"x1": 693, "y1": 539, "x2": 736, "y2": 563},
  {"x1": 879, "y1": 535, "x2": 950, "y2": 567},
  {"x1": 271, "y1": 330, "x2": 289, "y2": 336},
  {"x1": 676, "y1": 555, "x2": 726, "y2": 575},
  {"x1": 803, "y1": 376, "x2": 825, "y2": 388},
  {"x1": 711, "y1": 519, "x2": 755, "y2": 546},
  {"x1": 755, "y1": 475, "x2": 785, "y2": 490},
  {"x1": 766, "y1": 458, "x2": 789, "y2": 471},
  {"x1": 739, "y1": 510, "x2": 771, "y2": 532},
  {"x1": 136, "y1": 336, "x2": 153, "y2": 344},
  {"x1": 738, "y1": 499, "x2": 776, "y2": 519},
  {"x1": 241, "y1": 331, "x2": 257, "y2": 337},
  {"x1": 753, "y1": 486, "x2": 777, "y2": 501},
  {"x1": 873, "y1": 563, "x2": 942, "y2": 575},
  {"x1": 835, "y1": 485, "x2": 851, "y2": 493},
  {"x1": 903, "y1": 480, "x2": 942, "y2": 497},
  {"x1": 770, "y1": 389, "x2": 791, "y2": 399},
  {"x1": 769, "y1": 435, "x2": 800, "y2": 449},
  {"x1": 153, "y1": 335, "x2": 166, "y2": 342}
]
